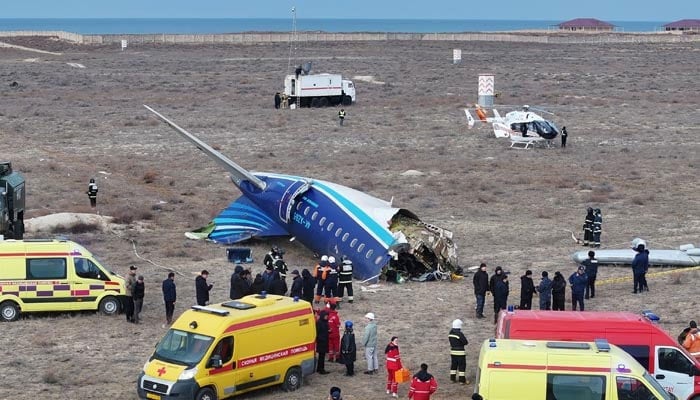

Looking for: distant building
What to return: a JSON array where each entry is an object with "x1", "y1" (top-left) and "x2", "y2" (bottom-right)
[
  {"x1": 558, "y1": 18, "x2": 615, "y2": 32},
  {"x1": 663, "y1": 19, "x2": 700, "y2": 32}
]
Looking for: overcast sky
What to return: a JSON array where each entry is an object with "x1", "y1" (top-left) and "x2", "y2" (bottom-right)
[{"x1": 2, "y1": 0, "x2": 692, "y2": 21}]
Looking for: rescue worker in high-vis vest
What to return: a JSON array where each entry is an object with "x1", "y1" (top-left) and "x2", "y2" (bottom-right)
[
  {"x1": 323, "y1": 256, "x2": 339, "y2": 303},
  {"x1": 338, "y1": 109, "x2": 346, "y2": 126},
  {"x1": 448, "y1": 319, "x2": 468, "y2": 384},
  {"x1": 583, "y1": 207, "x2": 595, "y2": 246},
  {"x1": 314, "y1": 255, "x2": 329, "y2": 303},
  {"x1": 338, "y1": 256, "x2": 354, "y2": 303},
  {"x1": 87, "y1": 178, "x2": 98, "y2": 208},
  {"x1": 592, "y1": 208, "x2": 602, "y2": 248}
]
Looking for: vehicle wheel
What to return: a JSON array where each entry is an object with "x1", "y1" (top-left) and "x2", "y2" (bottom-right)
[
  {"x1": 99, "y1": 296, "x2": 120, "y2": 315},
  {"x1": 0, "y1": 301, "x2": 20, "y2": 322},
  {"x1": 195, "y1": 387, "x2": 217, "y2": 400},
  {"x1": 319, "y1": 97, "x2": 329, "y2": 107},
  {"x1": 282, "y1": 367, "x2": 302, "y2": 392},
  {"x1": 342, "y1": 95, "x2": 352, "y2": 106},
  {"x1": 311, "y1": 98, "x2": 320, "y2": 108}
]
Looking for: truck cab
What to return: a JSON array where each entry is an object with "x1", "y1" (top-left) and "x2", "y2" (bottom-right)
[{"x1": 341, "y1": 79, "x2": 356, "y2": 102}]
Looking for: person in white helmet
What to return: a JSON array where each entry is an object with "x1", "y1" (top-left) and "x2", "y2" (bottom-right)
[
  {"x1": 363, "y1": 312, "x2": 379, "y2": 374},
  {"x1": 448, "y1": 319, "x2": 468, "y2": 384},
  {"x1": 314, "y1": 255, "x2": 329, "y2": 303},
  {"x1": 324, "y1": 256, "x2": 339, "y2": 303}
]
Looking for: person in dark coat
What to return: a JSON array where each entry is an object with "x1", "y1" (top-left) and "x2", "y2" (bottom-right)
[
  {"x1": 632, "y1": 243, "x2": 649, "y2": 294},
  {"x1": 493, "y1": 274, "x2": 509, "y2": 323},
  {"x1": 316, "y1": 310, "x2": 330, "y2": 374},
  {"x1": 250, "y1": 273, "x2": 265, "y2": 295},
  {"x1": 269, "y1": 271, "x2": 288, "y2": 296},
  {"x1": 489, "y1": 266, "x2": 505, "y2": 322},
  {"x1": 582, "y1": 251, "x2": 599, "y2": 299},
  {"x1": 195, "y1": 270, "x2": 213, "y2": 306},
  {"x1": 560, "y1": 126, "x2": 568, "y2": 148},
  {"x1": 569, "y1": 266, "x2": 588, "y2": 311},
  {"x1": 592, "y1": 208, "x2": 603, "y2": 248},
  {"x1": 274, "y1": 92, "x2": 281, "y2": 109},
  {"x1": 289, "y1": 269, "x2": 303, "y2": 299},
  {"x1": 162, "y1": 272, "x2": 177, "y2": 325},
  {"x1": 133, "y1": 275, "x2": 145, "y2": 323},
  {"x1": 583, "y1": 207, "x2": 595, "y2": 246},
  {"x1": 262, "y1": 264, "x2": 275, "y2": 292},
  {"x1": 229, "y1": 265, "x2": 247, "y2": 300},
  {"x1": 536, "y1": 271, "x2": 552, "y2": 310},
  {"x1": 519, "y1": 270, "x2": 536, "y2": 310},
  {"x1": 551, "y1": 271, "x2": 566, "y2": 311},
  {"x1": 301, "y1": 268, "x2": 316, "y2": 303},
  {"x1": 341, "y1": 320, "x2": 357, "y2": 376},
  {"x1": 472, "y1": 263, "x2": 489, "y2": 319},
  {"x1": 448, "y1": 319, "x2": 468, "y2": 383}
]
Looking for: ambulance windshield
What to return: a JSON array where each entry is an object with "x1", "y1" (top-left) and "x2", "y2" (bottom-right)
[{"x1": 154, "y1": 329, "x2": 214, "y2": 367}]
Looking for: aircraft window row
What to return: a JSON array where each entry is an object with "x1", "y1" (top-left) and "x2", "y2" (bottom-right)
[
  {"x1": 350, "y1": 238, "x2": 357, "y2": 248},
  {"x1": 366, "y1": 249, "x2": 374, "y2": 259},
  {"x1": 304, "y1": 206, "x2": 310, "y2": 216},
  {"x1": 319, "y1": 216, "x2": 326, "y2": 226},
  {"x1": 327, "y1": 222, "x2": 334, "y2": 231},
  {"x1": 296, "y1": 201, "x2": 303, "y2": 211},
  {"x1": 311, "y1": 211, "x2": 318, "y2": 221},
  {"x1": 357, "y1": 243, "x2": 365, "y2": 252},
  {"x1": 335, "y1": 228, "x2": 342, "y2": 238},
  {"x1": 342, "y1": 233, "x2": 350, "y2": 242},
  {"x1": 309, "y1": 212, "x2": 383, "y2": 266}
]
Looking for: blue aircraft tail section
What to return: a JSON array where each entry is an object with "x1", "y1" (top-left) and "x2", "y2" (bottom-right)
[{"x1": 194, "y1": 197, "x2": 290, "y2": 244}]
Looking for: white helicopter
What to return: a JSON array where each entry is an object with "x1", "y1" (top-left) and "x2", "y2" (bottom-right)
[{"x1": 464, "y1": 104, "x2": 561, "y2": 149}]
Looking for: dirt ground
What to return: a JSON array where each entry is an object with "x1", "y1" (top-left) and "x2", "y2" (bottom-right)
[{"x1": 0, "y1": 36, "x2": 699, "y2": 400}]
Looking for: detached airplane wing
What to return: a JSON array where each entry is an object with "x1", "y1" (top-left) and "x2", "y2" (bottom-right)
[{"x1": 572, "y1": 248, "x2": 700, "y2": 267}]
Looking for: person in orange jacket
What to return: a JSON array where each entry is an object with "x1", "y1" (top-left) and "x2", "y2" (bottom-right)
[
  {"x1": 385, "y1": 336, "x2": 403, "y2": 398},
  {"x1": 408, "y1": 363, "x2": 438, "y2": 400},
  {"x1": 327, "y1": 301, "x2": 342, "y2": 362},
  {"x1": 683, "y1": 321, "x2": 700, "y2": 359}
]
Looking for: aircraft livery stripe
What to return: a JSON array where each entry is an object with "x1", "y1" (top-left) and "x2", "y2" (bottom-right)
[
  {"x1": 223, "y1": 308, "x2": 311, "y2": 333},
  {"x1": 486, "y1": 363, "x2": 609, "y2": 372},
  {"x1": 310, "y1": 181, "x2": 394, "y2": 246},
  {"x1": 260, "y1": 173, "x2": 393, "y2": 246}
]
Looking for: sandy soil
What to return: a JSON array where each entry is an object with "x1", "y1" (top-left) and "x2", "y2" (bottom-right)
[{"x1": 0, "y1": 36, "x2": 699, "y2": 399}]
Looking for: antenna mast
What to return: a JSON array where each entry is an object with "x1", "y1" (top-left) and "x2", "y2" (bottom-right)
[{"x1": 286, "y1": 6, "x2": 297, "y2": 74}]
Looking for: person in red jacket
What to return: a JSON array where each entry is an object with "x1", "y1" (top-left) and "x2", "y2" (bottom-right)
[
  {"x1": 408, "y1": 363, "x2": 438, "y2": 400},
  {"x1": 385, "y1": 336, "x2": 402, "y2": 398},
  {"x1": 327, "y1": 301, "x2": 342, "y2": 362}
]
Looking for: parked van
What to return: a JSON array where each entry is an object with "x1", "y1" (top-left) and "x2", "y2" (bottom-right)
[
  {"x1": 476, "y1": 338, "x2": 676, "y2": 399},
  {"x1": 137, "y1": 294, "x2": 316, "y2": 400},
  {"x1": 497, "y1": 310, "x2": 700, "y2": 400},
  {"x1": 0, "y1": 238, "x2": 126, "y2": 321}
]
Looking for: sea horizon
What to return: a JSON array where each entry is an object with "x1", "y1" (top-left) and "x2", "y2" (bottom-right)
[{"x1": 0, "y1": 18, "x2": 670, "y2": 34}]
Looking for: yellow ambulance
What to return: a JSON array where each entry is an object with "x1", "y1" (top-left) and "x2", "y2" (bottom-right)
[
  {"x1": 475, "y1": 338, "x2": 677, "y2": 400},
  {"x1": 0, "y1": 238, "x2": 127, "y2": 321},
  {"x1": 137, "y1": 294, "x2": 316, "y2": 400}
]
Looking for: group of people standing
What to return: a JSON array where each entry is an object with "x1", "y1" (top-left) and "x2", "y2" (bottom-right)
[
  {"x1": 583, "y1": 207, "x2": 603, "y2": 248},
  {"x1": 472, "y1": 252, "x2": 602, "y2": 321}
]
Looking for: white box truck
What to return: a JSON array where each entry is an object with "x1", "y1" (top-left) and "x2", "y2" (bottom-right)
[{"x1": 283, "y1": 73, "x2": 355, "y2": 108}]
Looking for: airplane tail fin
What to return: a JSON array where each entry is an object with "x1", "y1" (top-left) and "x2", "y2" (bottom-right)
[
  {"x1": 493, "y1": 109, "x2": 503, "y2": 121},
  {"x1": 144, "y1": 105, "x2": 267, "y2": 191},
  {"x1": 464, "y1": 109, "x2": 475, "y2": 128}
]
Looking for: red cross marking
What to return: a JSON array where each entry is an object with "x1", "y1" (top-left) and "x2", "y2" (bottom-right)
[{"x1": 157, "y1": 367, "x2": 167, "y2": 377}]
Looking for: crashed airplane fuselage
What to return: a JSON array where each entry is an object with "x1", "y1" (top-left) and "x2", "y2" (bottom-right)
[{"x1": 145, "y1": 106, "x2": 458, "y2": 281}]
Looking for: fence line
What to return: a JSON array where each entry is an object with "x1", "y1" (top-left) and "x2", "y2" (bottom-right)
[{"x1": 1, "y1": 30, "x2": 698, "y2": 45}]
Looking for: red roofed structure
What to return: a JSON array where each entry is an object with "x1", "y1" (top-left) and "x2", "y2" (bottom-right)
[
  {"x1": 558, "y1": 18, "x2": 615, "y2": 32},
  {"x1": 663, "y1": 19, "x2": 700, "y2": 32}
]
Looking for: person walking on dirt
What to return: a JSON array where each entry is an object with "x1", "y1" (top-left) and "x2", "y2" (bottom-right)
[
  {"x1": 583, "y1": 208, "x2": 595, "y2": 246},
  {"x1": 162, "y1": 272, "x2": 176, "y2": 326},
  {"x1": 338, "y1": 109, "x2": 346, "y2": 126},
  {"x1": 87, "y1": 178, "x2": 98, "y2": 208}
]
